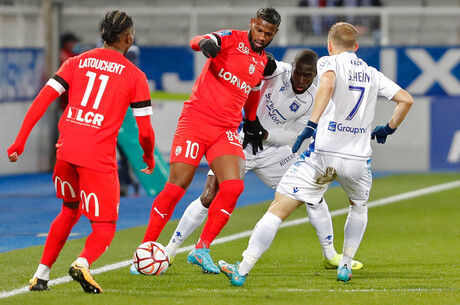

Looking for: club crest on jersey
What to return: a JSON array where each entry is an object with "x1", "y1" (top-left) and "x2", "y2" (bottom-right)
[
  {"x1": 249, "y1": 64, "x2": 255, "y2": 74},
  {"x1": 279, "y1": 86, "x2": 286, "y2": 92},
  {"x1": 175, "y1": 146, "x2": 182, "y2": 156},
  {"x1": 289, "y1": 101, "x2": 300, "y2": 112},
  {"x1": 328, "y1": 121, "x2": 337, "y2": 131}
]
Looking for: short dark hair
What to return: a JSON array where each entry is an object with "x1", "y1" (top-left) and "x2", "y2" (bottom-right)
[
  {"x1": 101, "y1": 10, "x2": 133, "y2": 44},
  {"x1": 294, "y1": 49, "x2": 319, "y2": 67},
  {"x1": 256, "y1": 7, "x2": 281, "y2": 27}
]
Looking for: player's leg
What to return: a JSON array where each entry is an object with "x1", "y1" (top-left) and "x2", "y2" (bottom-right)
[
  {"x1": 336, "y1": 158, "x2": 371, "y2": 282},
  {"x1": 165, "y1": 172, "x2": 218, "y2": 258},
  {"x1": 142, "y1": 126, "x2": 207, "y2": 243},
  {"x1": 219, "y1": 192, "x2": 303, "y2": 286},
  {"x1": 142, "y1": 162, "x2": 196, "y2": 243},
  {"x1": 68, "y1": 166, "x2": 120, "y2": 293},
  {"x1": 29, "y1": 160, "x2": 82, "y2": 291},
  {"x1": 252, "y1": 149, "x2": 340, "y2": 268},
  {"x1": 188, "y1": 154, "x2": 245, "y2": 273},
  {"x1": 220, "y1": 158, "x2": 326, "y2": 286}
]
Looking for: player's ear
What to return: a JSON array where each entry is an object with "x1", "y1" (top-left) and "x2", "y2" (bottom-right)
[
  {"x1": 354, "y1": 42, "x2": 359, "y2": 52},
  {"x1": 249, "y1": 17, "x2": 255, "y2": 29}
]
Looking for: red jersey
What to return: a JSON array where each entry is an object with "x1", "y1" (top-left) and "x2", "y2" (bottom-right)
[
  {"x1": 182, "y1": 29, "x2": 268, "y2": 128},
  {"x1": 50, "y1": 48, "x2": 152, "y2": 172}
]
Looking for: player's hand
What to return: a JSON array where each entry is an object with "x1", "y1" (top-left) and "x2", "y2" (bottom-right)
[
  {"x1": 8, "y1": 151, "x2": 19, "y2": 162},
  {"x1": 142, "y1": 153, "x2": 155, "y2": 174},
  {"x1": 292, "y1": 120, "x2": 317, "y2": 153},
  {"x1": 242, "y1": 116, "x2": 267, "y2": 155},
  {"x1": 141, "y1": 166, "x2": 154, "y2": 175},
  {"x1": 371, "y1": 123, "x2": 396, "y2": 144},
  {"x1": 198, "y1": 39, "x2": 220, "y2": 58},
  {"x1": 263, "y1": 52, "x2": 277, "y2": 76},
  {"x1": 7, "y1": 142, "x2": 24, "y2": 163}
]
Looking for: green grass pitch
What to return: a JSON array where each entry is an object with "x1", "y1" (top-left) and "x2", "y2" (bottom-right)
[{"x1": 1, "y1": 173, "x2": 459, "y2": 304}]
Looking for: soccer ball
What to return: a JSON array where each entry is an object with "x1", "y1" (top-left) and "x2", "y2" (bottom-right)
[{"x1": 133, "y1": 241, "x2": 169, "y2": 275}]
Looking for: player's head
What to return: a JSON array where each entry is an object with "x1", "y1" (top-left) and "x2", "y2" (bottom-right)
[
  {"x1": 248, "y1": 7, "x2": 281, "y2": 53},
  {"x1": 291, "y1": 49, "x2": 318, "y2": 94},
  {"x1": 327, "y1": 22, "x2": 359, "y2": 55},
  {"x1": 101, "y1": 10, "x2": 135, "y2": 56}
]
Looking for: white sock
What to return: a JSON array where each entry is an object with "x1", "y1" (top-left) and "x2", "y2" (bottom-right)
[
  {"x1": 238, "y1": 212, "x2": 282, "y2": 276},
  {"x1": 165, "y1": 197, "x2": 208, "y2": 255},
  {"x1": 307, "y1": 199, "x2": 337, "y2": 259},
  {"x1": 340, "y1": 205, "x2": 368, "y2": 270},
  {"x1": 75, "y1": 257, "x2": 89, "y2": 268},
  {"x1": 33, "y1": 264, "x2": 51, "y2": 281}
]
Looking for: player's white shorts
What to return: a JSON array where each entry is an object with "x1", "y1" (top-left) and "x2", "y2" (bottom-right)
[
  {"x1": 277, "y1": 152, "x2": 372, "y2": 206},
  {"x1": 208, "y1": 145, "x2": 299, "y2": 189}
]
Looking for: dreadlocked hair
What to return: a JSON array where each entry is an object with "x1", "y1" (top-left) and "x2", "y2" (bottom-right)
[{"x1": 101, "y1": 10, "x2": 133, "y2": 44}]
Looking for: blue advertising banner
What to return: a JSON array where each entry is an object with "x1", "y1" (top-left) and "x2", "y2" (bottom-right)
[
  {"x1": 431, "y1": 97, "x2": 460, "y2": 170},
  {"x1": 0, "y1": 48, "x2": 45, "y2": 103},
  {"x1": 2, "y1": 46, "x2": 459, "y2": 100},
  {"x1": 138, "y1": 46, "x2": 460, "y2": 96}
]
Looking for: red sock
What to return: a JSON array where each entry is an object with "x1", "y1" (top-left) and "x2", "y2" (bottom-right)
[
  {"x1": 79, "y1": 222, "x2": 116, "y2": 266},
  {"x1": 40, "y1": 204, "x2": 81, "y2": 267},
  {"x1": 142, "y1": 182, "x2": 186, "y2": 242},
  {"x1": 197, "y1": 180, "x2": 244, "y2": 248}
]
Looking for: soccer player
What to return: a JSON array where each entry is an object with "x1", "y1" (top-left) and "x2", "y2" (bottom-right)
[
  {"x1": 7, "y1": 10, "x2": 155, "y2": 293},
  {"x1": 164, "y1": 49, "x2": 362, "y2": 272},
  {"x1": 219, "y1": 22, "x2": 413, "y2": 286},
  {"x1": 135, "y1": 8, "x2": 281, "y2": 274}
]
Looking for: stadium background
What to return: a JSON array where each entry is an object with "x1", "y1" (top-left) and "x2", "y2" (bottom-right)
[
  {"x1": 0, "y1": 1, "x2": 459, "y2": 302},
  {"x1": 1, "y1": 0, "x2": 460, "y2": 176}
]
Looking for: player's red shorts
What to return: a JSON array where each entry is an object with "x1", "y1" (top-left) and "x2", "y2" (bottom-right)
[
  {"x1": 170, "y1": 115, "x2": 244, "y2": 167},
  {"x1": 52, "y1": 159, "x2": 120, "y2": 222}
]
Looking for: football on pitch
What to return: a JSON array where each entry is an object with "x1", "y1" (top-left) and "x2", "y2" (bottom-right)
[{"x1": 133, "y1": 241, "x2": 169, "y2": 275}]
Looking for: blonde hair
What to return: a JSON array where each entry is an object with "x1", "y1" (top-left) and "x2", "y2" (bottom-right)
[{"x1": 328, "y1": 22, "x2": 357, "y2": 50}]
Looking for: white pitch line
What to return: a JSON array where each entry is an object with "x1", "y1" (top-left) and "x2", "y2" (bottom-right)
[{"x1": 1, "y1": 179, "x2": 459, "y2": 299}]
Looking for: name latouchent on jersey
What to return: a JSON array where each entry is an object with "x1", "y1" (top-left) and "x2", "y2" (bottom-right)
[{"x1": 78, "y1": 58, "x2": 126, "y2": 75}]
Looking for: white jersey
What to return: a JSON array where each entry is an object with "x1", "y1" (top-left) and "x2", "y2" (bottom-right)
[
  {"x1": 244, "y1": 60, "x2": 317, "y2": 158},
  {"x1": 314, "y1": 52, "x2": 400, "y2": 160}
]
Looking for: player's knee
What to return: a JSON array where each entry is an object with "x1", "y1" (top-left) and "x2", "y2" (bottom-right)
[
  {"x1": 200, "y1": 178, "x2": 219, "y2": 208},
  {"x1": 219, "y1": 179, "x2": 244, "y2": 200},
  {"x1": 348, "y1": 205, "x2": 368, "y2": 222},
  {"x1": 91, "y1": 222, "x2": 117, "y2": 243}
]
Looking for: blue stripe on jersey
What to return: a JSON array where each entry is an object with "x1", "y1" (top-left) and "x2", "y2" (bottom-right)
[{"x1": 263, "y1": 70, "x2": 288, "y2": 81}]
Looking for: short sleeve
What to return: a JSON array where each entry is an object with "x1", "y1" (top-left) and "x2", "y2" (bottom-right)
[
  {"x1": 377, "y1": 71, "x2": 401, "y2": 100},
  {"x1": 317, "y1": 56, "x2": 336, "y2": 77},
  {"x1": 55, "y1": 57, "x2": 76, "y2": 86},
  {"x1": 130, "y1": 73, "x2": 153, "y2": 117}
]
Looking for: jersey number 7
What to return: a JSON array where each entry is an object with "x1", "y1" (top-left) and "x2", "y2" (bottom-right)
[{"x1": 346, "y1": 86, "x2": 365, "y2": 121}]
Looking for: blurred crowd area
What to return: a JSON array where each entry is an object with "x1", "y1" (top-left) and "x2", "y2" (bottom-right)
[{"x1": 1, "y1": 0, "x2": 460, "y2": 47}]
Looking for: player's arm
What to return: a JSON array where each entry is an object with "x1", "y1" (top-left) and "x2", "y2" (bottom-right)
[
  {"x1": 190, "y1": 34, "x2": 221, "y2": 58},
  {"x1": 265, "y1": 120, "x2": 305, "y2": 147},
  {"x1": 7, "y1": 76, "x2": 66, "y2": 162},
  {"x1": 242, "y1": 89, "x2": 268, "y2": 155},
  {"x1": 131, "y1": 73, "x2": 156, "y2": 174},
  {"x1": 371, "y1": 88, "x2": 413, "y2": 144},
  {"x1": 292, "y1": 71, "x2": 336, "y2": 153},
  {"x1": 135, "y1": 115, "x2": 155, "y2": 174},
  {"x1": 388, "y1": 89, "x2": 413, "y2": 128}
]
